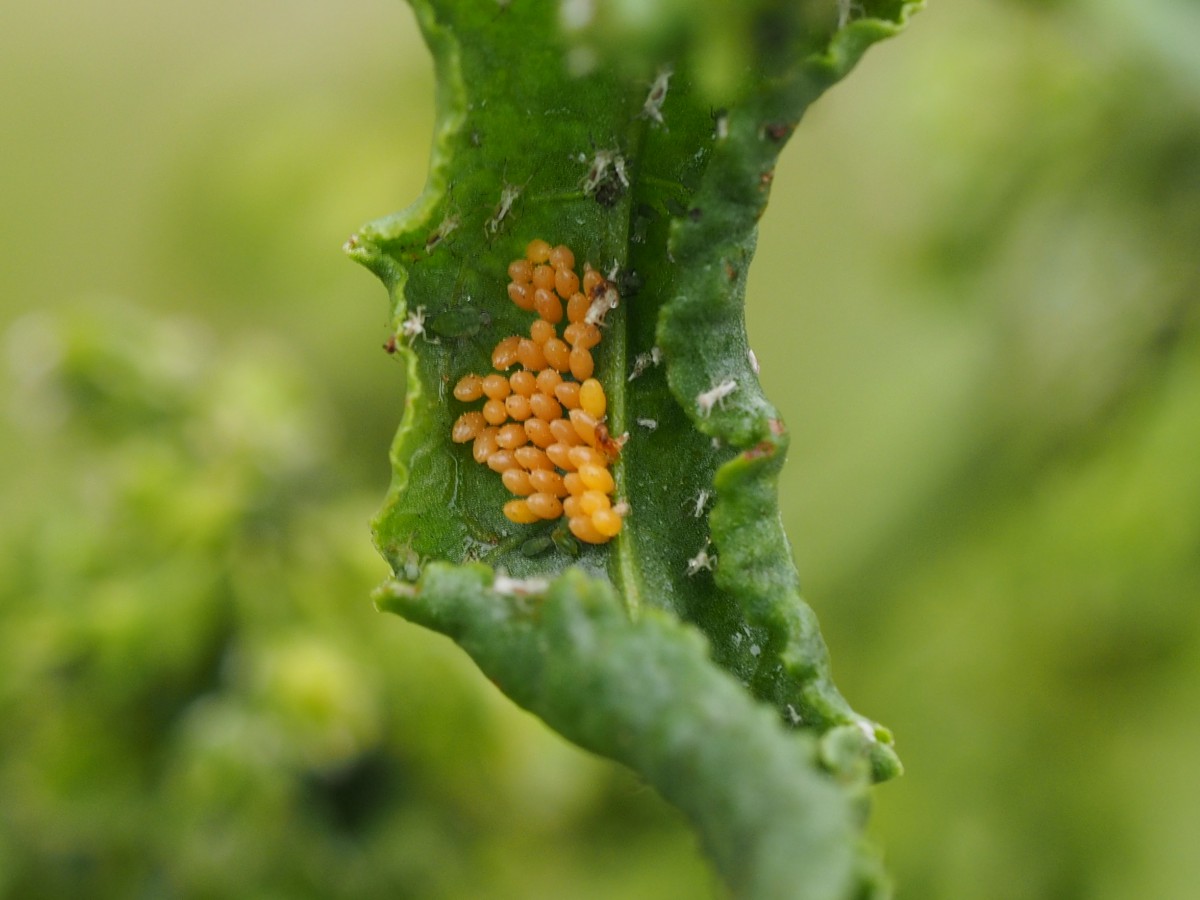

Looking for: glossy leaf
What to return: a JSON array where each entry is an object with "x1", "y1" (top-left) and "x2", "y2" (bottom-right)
[{"x1": 349, "y1": 0, "x2": 920, "y2": 895}]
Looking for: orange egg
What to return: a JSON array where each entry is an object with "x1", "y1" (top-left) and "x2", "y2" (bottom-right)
[
  {"x1": 514, "y1": 446, "x2": 554, "y2": 471},
  {"x1": 569, "y1": 515, "x2": 608, "y2": 544},
  {"x1": 526, "y1": 239, "x2": 551, "y2": 263},
  {"x1": 527, "y1": 492, "x2": 563, "y2": 520},
  {"x1": 555, "y1": 267, "x2": 580, "y2": 299},
  {"x1": 523, "y1": 417, "x2": 555, "y2": 449},
  {"x1": 492, "y1": 336, "x2": 520, "y2": 369},
  {"x1": 504, "y1": 498, "x2": 540, "y2": 524},
  {"x1": 453, "y1": 374, "x2": 483, "y2": 402},
  {"x1": 591, "y1": 507, "x2": 623, "y2": 537},
  {"x1": 502, "y1": 468, "x2": 534, "y2": 496},
  {"x1": 452, "y1": 411, "x2": 486, "y2": 443},
  {"x1": 508, "y1": 258, "x2": 533, "y2": 283},
  {"x1": 578, "y1": 378, "x2": 606, "y2": 418},
  {"x1": 549, "y1": 244, "x2": 575, "y2": 271}
]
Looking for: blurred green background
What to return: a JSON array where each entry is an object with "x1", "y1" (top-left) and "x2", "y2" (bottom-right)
[{"x1": 2, "y1": 0, "x2": 1198, "y2": 897}]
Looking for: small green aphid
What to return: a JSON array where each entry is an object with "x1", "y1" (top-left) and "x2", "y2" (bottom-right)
[
  {"x1": 520, "y1": 535, "x2": 554, "y2": 558},
  {"x1": 550, "y1": 525, "x2": 581, "y2": 558}
]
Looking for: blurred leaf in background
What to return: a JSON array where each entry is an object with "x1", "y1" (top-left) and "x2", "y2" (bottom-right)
[
  {"x1": 0, "y1": 305, "x2": 714, "y2": 898},
  {"x1": 1, "y1": 0, "x2": 1198, "y2": 898}
]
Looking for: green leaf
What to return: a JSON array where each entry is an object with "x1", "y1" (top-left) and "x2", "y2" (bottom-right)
[
  {"x1": 349, "y1": 0, "x2": 919, "y2": 895},
  {"x1": 376, "y1": 565, "x2": 887, "y2": 899}
]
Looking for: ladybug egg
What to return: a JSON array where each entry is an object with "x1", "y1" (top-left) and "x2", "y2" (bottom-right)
[
  {"x1": 567, "y1": 446, "x2": 606, "y2": 470},
  {"x1": 482, "y1": 373, "x2": 511, "y2": 400},
  {"x1": 453, "y1": 374, "x2": 484, "y2": 402},
  {"x1": 504, "y1": 498, "x2": 541, "y2": 524},
  {"x1": 452, "y1": 411, "x2": 486, "y2": 443},
  {"x1": 527, "y1": 492, "x2": 563, "y2": 520},
  {"x1": 554, "y1": 381, "x2": 581, "y2": 410},
  {"x1": 535, "y1": 369, "x2": 562, "y2": 395},
  {"x1": 502, "y1": 468, "x2": 534, "y2": 495},
  {"x1": 563, "y1": 472, "x2": 585, "y2": 496},
  {"x1": 526, "y1": 239, "x2": 552, "y2": 263},
  {"x1": 514, "y1": 445, "x2": 554, "y2": 471},
  {"x1": 487, "y1": 450, "x2": 519, "y2": 473},
  {"x1": 509, "y1": 369, "x2": 536, "y2": 397},
  {"x1": 516, "y1": 338, "x2": 549, "y2": 371},
  {"x1": 579, "y1": 490, "x2": 611, "y2": 516},
  {"x1": 482, "y1": 399, "x2": 508, "y2": 425},
  {"x1": 542, "y1": 338, "x2": 571, "y2": 372},
  {"x1": 569, "y1": 408, "x2": 599, "y2": 446},
  {"x1": 549, "y1": 244, "x2": 575, "y2": 270},
  {"x1": 555, "y1": 268, "x2": 580, "y2": 299},
  {"x1": 582, "y1": 267, "x2": 603, "y2": 295},
  {"x1": 497, "y1": 422, "x2": 529, "y2": 449},
  {"x1": 473, "y1": 428, "x2": 500, "y2": 463},
  {"x1": 530, "y1": 318, "x2": 555, "y2": 345},
  {"x1": 523, "y1": 417, "x2": 555, "y2": 448},
  {"x1": 578, "y1": 463, "x2": 615, "y2": 494},
  {"x1": 591, "y1": 507, "x2": 623, "y2": 537},
  {"x1": 569, "y1": 514, "x2": 607, "y2": 544},
  {"x1": 508, "y1": 282, "x2": 536, "y2": 312},
  {"x1": 508, "y1": 259, "x2": 533, "y2": 283},
  {"x1": 492, "y1": 336, "x2": 520, "y2": 369},
  {"x1": 545, "y1": 443, "x2": 576, "y2": 471},
  {"x1": 533, "y1": 288, "x2": 564, "y2": 324},
  {"x1": 569, "y1": 347, "x2": 595, "y2": 381},
  {"x1": 566, "y1": 292, "x2": 589, "y2": 324},
  {"x1": 548, "y1": 418, "x2": 582, "y2": 447},
  {"x1": 529, "y1": 391, "x2": 563, "y2": 422},
  {"x1": 578, "y1": 378, "x2": 606, "y2": 418},
  {"x1": 529, "y1": 469, "x2": 567, "y2": 496}
]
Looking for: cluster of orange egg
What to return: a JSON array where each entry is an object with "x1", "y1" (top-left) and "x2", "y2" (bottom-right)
[{"x1": 450, "y1": 239, "x2": 625, "y2": 544}]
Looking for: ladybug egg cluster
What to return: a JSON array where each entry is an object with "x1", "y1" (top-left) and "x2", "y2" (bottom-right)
[{"x1": 451, "y1": 239, "x2": 625, "y2": 545}]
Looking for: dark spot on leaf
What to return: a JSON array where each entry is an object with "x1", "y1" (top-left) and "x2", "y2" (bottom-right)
[
  {"x1": 763, "y1": 122, "x2": 793, "y2": 141},
  {"x1": 616, "y1": 268, "x2": 643, "y2": 298},
  {"x1": 688, "y1": 207, "x2": 703, "y2": 222},
  {"x1": 724, "y1": 262, "x2": 738, "y2": 282},
  {"x1": 594, "y1": 179, "x2": 625, "y2": 208},
  {"x1": 383, "y1": 335, "x2": 398, "y2": 354}
]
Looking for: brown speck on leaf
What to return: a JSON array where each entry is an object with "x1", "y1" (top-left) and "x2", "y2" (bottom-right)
[
  {"x1": 595, "y1": 423, "x2": 626, "y2": 460},
  {"x1": 763, "y1": 122, "x2": 793, "y2": 141},
  {"x1": 744, "y1": 441, "x2": 775, "y2": 461},
  {"x1": 595, "y1": 179, "x2": 624, "y2": 207},
  {"x1": 769, "y1": 418, "x2": 786, "y2": 436}
]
